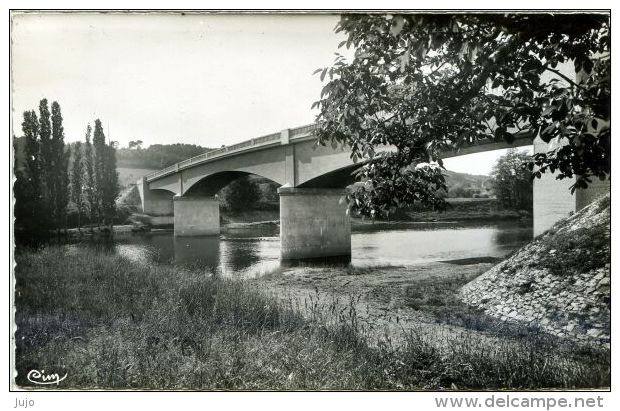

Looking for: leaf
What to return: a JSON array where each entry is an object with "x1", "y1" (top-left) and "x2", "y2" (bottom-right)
[
  {"x1": 541, "y1": 123, "x2": 556, "y2": 138},
  {"x1": 494, "y1": 126, "x2": 506, "y2": 141},
  {"x1": 320, "y1": 68, "x2": 327, "y2": 82},
  {"x1": 312, "y1": 68, "x2": 322, "y2": 75},
  {"x1": 541, "y1": 106, "x2": 554, "y2": 117},
  {"x1": 390, "y1": 16, "x2": 405, "y2": 37},
  {"x1": 400, "y1": 49, "x2": 411, "y2": 73}
]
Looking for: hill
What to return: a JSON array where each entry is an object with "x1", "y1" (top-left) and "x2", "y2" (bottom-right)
[
  {"x1": 116, "y1": 143, "x2": 212, "y2": 169},
  {"x1": 443, "y1": 169, "x2": 493, "y2": 198}
]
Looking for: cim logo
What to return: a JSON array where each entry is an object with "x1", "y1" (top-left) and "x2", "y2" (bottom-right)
[{"x1": 26, "y1": 369, "x2": 67, "y2": 385}]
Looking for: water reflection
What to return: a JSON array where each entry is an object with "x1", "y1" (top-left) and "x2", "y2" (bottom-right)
[
  {"x1": 67, "y1": 221, "x2": 533, "y2": 279},
  {"x1": 280, "y1": 255, "x2": 352, "y2": 268},
  {"x1": 174, "y1": 236, "x2": 220, "y2": 269},
  {"x1": 491, "y1": 224, "x2": 534, "y2": 254}
]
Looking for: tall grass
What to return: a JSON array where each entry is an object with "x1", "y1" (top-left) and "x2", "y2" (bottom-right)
[{"x1": 14, "y1": 247, "x2": 610, "y2": 390}]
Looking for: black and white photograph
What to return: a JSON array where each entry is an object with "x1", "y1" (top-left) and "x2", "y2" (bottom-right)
[{"x1": 7, "y1": 4, "x2": 615, "y2": 406}]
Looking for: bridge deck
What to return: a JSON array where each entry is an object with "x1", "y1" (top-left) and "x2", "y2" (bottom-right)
[
  {"x1": 145, "y1": 124, "x2": 317, "y2": 182},
  {"x1": 145, "y1": 124, "x2": 533, "y2": 183}
]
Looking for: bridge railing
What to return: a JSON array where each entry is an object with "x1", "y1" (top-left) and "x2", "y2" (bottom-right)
[
  {"x1": 147, "y1": 164, "x2": 178, "y2": 181},
  {"x1": 145, "y1": 124, "x2": 317, "y2": 182},
  {"x1": 144, "y1": 123, "x2": 532, "y2": 182},
  {"x1": 254, "y1": 132, "x2": 281, "y2": 144},
  {"x1": 290, "y1": 123, "x2": 317, "y2": 137}
]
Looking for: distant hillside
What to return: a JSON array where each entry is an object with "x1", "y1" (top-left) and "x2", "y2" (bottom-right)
[
  {"x1": 116, "y1": 143, "x2": 212, "y2": 169},
  {"x1": 117, "y1": 167, "x2": 157, "y2": 189},
  {"x1": 443, "y1": 169, "x2": 493, "y2": 198}
]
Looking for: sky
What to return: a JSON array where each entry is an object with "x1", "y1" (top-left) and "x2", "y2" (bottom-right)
[{"x1": 11, "y1": 12, "x2": 526, "y2": 175}]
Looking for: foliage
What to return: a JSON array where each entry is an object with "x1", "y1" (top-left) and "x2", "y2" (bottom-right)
[
  {"x1": 51, "y1": 101, "x2": 70, "y2": 231},
  {"x1": 70, "y1": 141, "x2": 84, "y2": 230},
  {"x1": 220, "y1": 176, "x2": 262, "y2": 213},
  {"x1": 92, "y1": 119, "x2": 120, "y2": 226},
  {"x1": 102, "y1": 140, "x2": 120, "y2": 225},
  {"x1": 127, "y1": 139, "x2": 143, "y2": 150},
  {"x1": 92, "y1": 119, "x2": 106, "y2": 225},
  {"x1": 38, "y1": 99, "x2": 53, "y2": 219},
  {"x1": 448, "y1": 183, "x2": 479, "y2": 199},
  {"x1": 83, "y1": 125, "x2": 97, "y2": 228},
  {"x1": 439, "y1": 170, "x2": 491, "y2": 198},
  {"x1": 314, "y1": 13, "x2": 610, "y2": 218},
  {"x1": 116, "y1": 143, "x2": 209, "y2": 169},
  {"x1": 491, "y1": 149, "x2": 533, "y2": 210},
  {"x1": 14, "y1": 110, "x2": 49, "y2": 244},
  {"x1": 14, "y1": 99, "x2": 71, "y2": 241},
  {"x1": 13, "y1": 100, "x2": 120, "y2": 238}
]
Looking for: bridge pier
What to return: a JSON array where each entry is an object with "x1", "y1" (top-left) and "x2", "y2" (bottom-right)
[
  {"x1": 173, "y1": 196, "x2": 220, "y2": 236},
  {"x1": 137, "y1": 177, "x2": 174, "y2": 216},
  {"x1": 278, "y1": 187, "x2": 351, "y2": 261},
  {"x1": 532, "y1": 137, "x2": 610, "y2": 236}
]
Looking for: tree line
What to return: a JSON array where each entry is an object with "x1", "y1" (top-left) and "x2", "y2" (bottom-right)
[
  {"x1": 490, "y1": 150, "x2": 533, "y2": 211},
  {"x1": 116, "y1": 143, "x2": 209, "y2": 169},
  {"x1": 14, "y1": 99, "x2": 119, "y2": 244}
]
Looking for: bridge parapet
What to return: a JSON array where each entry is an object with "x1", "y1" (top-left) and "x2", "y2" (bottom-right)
[
  {"x1": 145, "y1": 124, "x2": 317, "y2": 182},
  {"x1": 145, "y1": 122, "x2": 536, "y2": 183}
]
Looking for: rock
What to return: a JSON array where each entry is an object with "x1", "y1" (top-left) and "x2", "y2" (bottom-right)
[{"x1": 458, "y1": 193, "x2": 610, "y2": 347}]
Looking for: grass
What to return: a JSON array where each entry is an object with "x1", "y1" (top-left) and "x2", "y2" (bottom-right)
[
  {"x1": 404, "y1": 273, "x2": 547, "y2": 336},
  {"x1": 404, "y1": 272, "x2": 507, "y2": 332},
  {"x1": 533, "y1": 221, "x2": 610, "y2": 277},
  {"x1": 14, "y1": 246, "x2": 610, "y2": 390}
]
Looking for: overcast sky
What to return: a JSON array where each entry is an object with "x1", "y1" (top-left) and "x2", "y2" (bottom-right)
[{"x1": 11, "y1": 12, "x2": 525, "y2": 175}]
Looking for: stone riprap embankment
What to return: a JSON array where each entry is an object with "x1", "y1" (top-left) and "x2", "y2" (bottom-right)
[{"x1": 460, "y1": 194, "x2": 610, "y2": 347}]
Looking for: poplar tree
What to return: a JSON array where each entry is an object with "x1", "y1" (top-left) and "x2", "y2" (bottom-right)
[
  {"x1": 92, "y1": 119, "x2": 106, "y2": 227},
  {"x1": 101, "y1": 140, "x2": 120, "y2": 229},
  {"x1": 59, "y1": 145, "x2": 71, "y2": 233},
  {"x1": 71, "y1": 141, "x2": 84, "y2": 231},
  {"x1": 38, "y1": 99, "x2": 53, "y2": 221},
  {"x1": 22, "y1": 110, "x2": 41, "y2": 196},
  {"x1": 83, "y1": 125, "x2": 97, "y2": 231},
  {"x1": 14, "y1": 111, "x2": 47, "y2": 242},
  {"x1": 51, "y1": 101, "x2": 69, "y2": 233}
]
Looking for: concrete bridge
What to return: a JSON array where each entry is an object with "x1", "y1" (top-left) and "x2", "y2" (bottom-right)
[{"x1": 137, "y1": 123, "x2": 608, "y2": 261}]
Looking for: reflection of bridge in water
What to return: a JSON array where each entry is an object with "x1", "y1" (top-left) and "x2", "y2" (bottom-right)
[{"x1": 138, "y1": 123, "x2": 609, "y2": 261}]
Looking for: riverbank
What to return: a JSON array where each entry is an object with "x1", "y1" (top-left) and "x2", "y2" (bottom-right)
[
  {"x1": 219, "y1": 198, "x2": 529, "y2": 227},
  {"x1": 14, "y1": 247, "x2": 609, "y2": 389},
  {"x1": 50, "y1": 197, "x2": 525, "y2": 238}
]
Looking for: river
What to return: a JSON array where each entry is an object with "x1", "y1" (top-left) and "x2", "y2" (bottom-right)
[{"x1": 67, "y1": 220, "x2": 533, "y2": 278}]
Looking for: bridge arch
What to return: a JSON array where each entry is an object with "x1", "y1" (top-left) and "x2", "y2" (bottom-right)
[
  {"x1": 297, "y1": 163, "x2": 362, "y2": 189},
  {"x1": 183, "y1": 170, "x2": 281, "y2": 197},
  {"x1": 140, "y1": 124, "x2": 609, "y2": 260}
]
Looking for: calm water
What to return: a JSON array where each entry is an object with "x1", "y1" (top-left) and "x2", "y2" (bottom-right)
[{"x1": 68, "y1": 221, "x2": 532, "y2": 278}]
